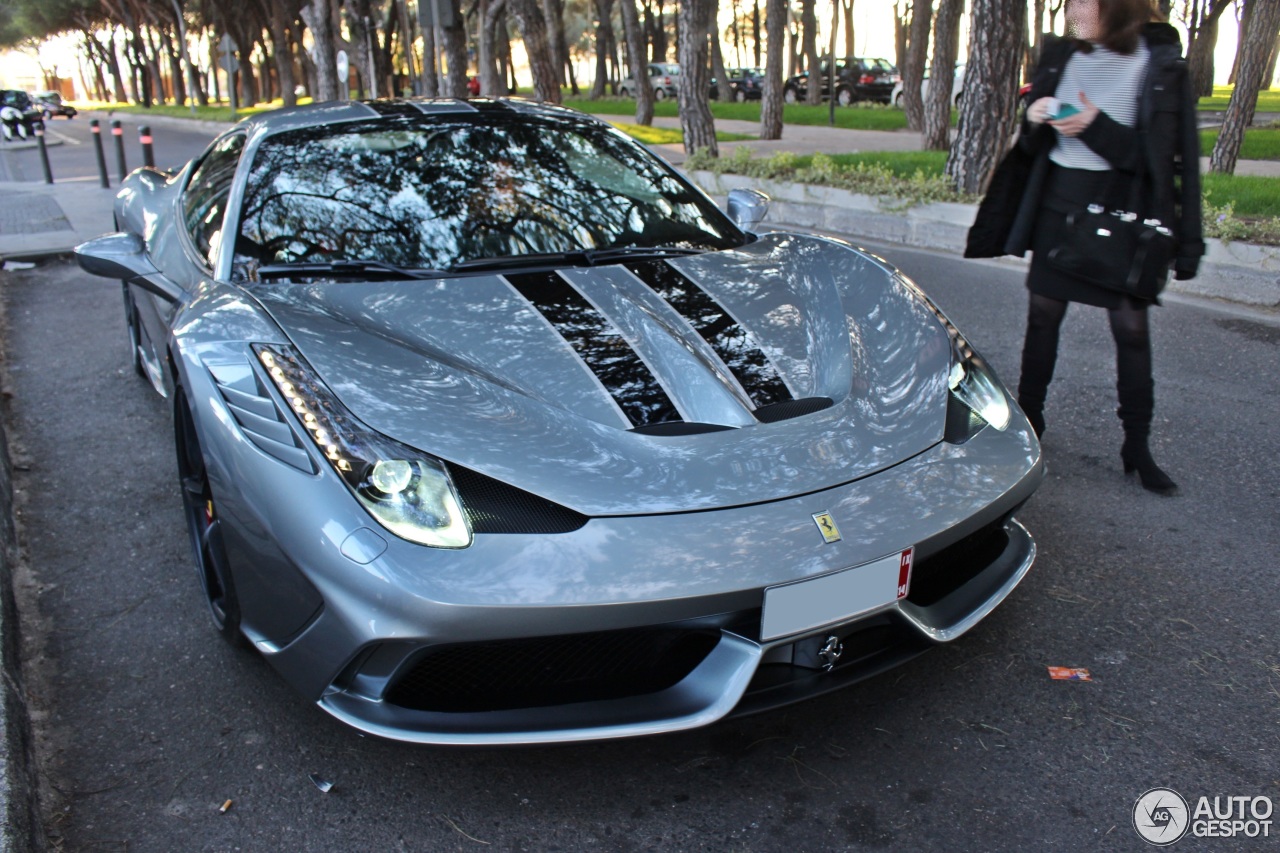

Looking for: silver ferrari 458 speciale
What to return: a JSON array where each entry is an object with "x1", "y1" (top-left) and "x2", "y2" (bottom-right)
[{"x1": 75, "y1": 98, "x2": 1043, "y2": 745}]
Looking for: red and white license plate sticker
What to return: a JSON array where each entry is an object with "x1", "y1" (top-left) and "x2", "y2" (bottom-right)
[{"x1": 762, "y1": 547, "x2": 915, "y2": 641}]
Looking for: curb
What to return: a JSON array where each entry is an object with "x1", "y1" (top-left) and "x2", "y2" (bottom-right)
[
  {"x1": 0, "y1": 305, "x2": 46, "y2": 850},
  {"x1": 689, "y1": 170, "x2": 1280, "y2": 308}
]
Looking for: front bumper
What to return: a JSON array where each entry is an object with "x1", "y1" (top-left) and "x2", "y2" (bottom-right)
[
  {"x1": 317, "y1": 516, "x2": 1035, "y2": 745},
  {"x1": 218, "y1": 419, "x2": 1043, "y2": 745}
]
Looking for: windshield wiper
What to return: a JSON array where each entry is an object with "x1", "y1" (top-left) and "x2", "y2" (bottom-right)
[
  {"x1": 255, "y1": 260, "x2": 448, "y2": 281},
  {"x1": 449, "y1": 246, "x2": 706, "y2": 273}
]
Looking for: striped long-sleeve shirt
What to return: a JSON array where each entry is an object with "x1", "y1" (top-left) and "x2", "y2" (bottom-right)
[{"x1": 1050, "y1": 40, "x2": 1150, "y2": 171}]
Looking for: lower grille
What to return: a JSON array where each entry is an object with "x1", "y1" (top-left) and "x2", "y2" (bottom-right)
[
  {"x1": 384, "y1": 627, "x2": 720, "y2": 713},
  {"x1": 906, "y1": 518, "x2": 1010, "y2": 607}
]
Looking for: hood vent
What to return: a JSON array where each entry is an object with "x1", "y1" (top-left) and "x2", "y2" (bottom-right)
[{"x1": 754, "y1": 397, "x2": 834, "y2": 423}]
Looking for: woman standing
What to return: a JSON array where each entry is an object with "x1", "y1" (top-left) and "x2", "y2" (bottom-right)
[{"x1": 970, "y1": 0, "x2": 1203, "y2": 496}]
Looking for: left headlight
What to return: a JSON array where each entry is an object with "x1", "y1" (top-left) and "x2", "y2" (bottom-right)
[
  {"x1": 897, "y1": 273, "x2": 1011, "y2": 440},
  {"x1": 254, "y1": 344, "x2": 472, "y2": 549}
]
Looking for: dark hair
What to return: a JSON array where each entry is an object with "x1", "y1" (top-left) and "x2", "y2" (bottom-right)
[{"x1": 1076, "y1": 0, "x2": 1160, "y2": 54}]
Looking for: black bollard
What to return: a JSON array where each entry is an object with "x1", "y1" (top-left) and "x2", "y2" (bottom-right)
[
  {"x1": 139, "y1": 125, "x2": 154, "y2": 169},
  {"x1": 111, "y1": 120, "x2": 127, "y2": 181},
  {"x1": 35, "y1": 124, "x2": 53, "y2": 184},
  {"x1": 90, "y1": 119, "x2": 109, "y2": 188}
]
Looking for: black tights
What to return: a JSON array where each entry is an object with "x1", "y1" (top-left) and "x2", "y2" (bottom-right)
[{"x1": 1017, "y1": 293, "x2": 1155, "y2": 434}]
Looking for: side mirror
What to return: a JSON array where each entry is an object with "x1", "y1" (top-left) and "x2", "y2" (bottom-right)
[
  {"x1": 75, "y1": 232, "x2": 156, "y2": 280},
  {"x1": 727, "y1": 188, "x2": 769, "y2": 233},
  {"x1": 75, "y1": 233, "x2": 182, "y2": 303}
]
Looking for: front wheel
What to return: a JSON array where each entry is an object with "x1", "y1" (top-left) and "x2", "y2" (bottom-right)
[
  {"x1": 783, "y1": 87, "x2": 798, "y2": 104},
  {"x1": 735, "y1": 88, "x2": 747, "y2": 103},
  {"x1": 836, "y1": 86, "x2": 854, "y2": 107},
  {"x1": 122, "y1": 286, "x2": 145, "y2": 377},
  {"x1": 176, "y1": 389, "x2": 245, "y2": 647}
]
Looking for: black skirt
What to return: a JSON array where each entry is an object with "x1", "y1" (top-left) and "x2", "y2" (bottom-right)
[{"x1": 1026, "y1": 164, "x2": 1162, "y2": 309}]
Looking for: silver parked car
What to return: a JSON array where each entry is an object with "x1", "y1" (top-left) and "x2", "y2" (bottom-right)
[
  {"x1": 619, "y1": 62, "x2": 681, "y2": 100},
  {"x1": 75, "y1": 98, "x2": 1043, "y2": 745}
]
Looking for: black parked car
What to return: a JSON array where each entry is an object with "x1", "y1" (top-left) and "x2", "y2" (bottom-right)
[
  {"x1": 34, "y1": 91, "x2": 77, "y2": 119},
  {"x1": 711, "y1": 67, "x2": 764, "y2": 102},
  {"x1": 783, "y1": 57, "x2": 898, "y2": 106},
  {"x1": 0, "y1": 90, "x2": 45, "y2": 141}
]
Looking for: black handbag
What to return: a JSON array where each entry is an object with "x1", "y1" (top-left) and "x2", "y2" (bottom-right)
[
  {"x1": 1045, "y1": 139, "x2": 1176, "y2": 300},
  {"x1": 1046, "y1": 205, "x2": 1176, "y2": 301}
]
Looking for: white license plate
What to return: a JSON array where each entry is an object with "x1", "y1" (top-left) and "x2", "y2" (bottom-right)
[{"x1": 761, "y1": 548, "x2": 914, "y2": 641}]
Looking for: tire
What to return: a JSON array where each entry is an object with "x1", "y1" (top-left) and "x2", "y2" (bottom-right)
[
  {"x1": 735, "y1": 88, "x2": 747, "y2": 103},
  {"x1": 894, "y1": 92, "x2": 904, "y2": 108},
  {"x1": 654, "y1": 87, "x2": 667, "y2": 101},
  {"x1": 619, "y1": 87, "x2": 631, "y2": 99},
  {"x1": 836, "y1": 86, "x2": 854, "y2": 107},
  {"x1": 122, "y1": 286, "x2": 145, "y2": 378},
  {"x1": 176, "y1": 389, "x2": 245, "y2": 647},
  {"x1": 42, "y1": 109, "x2": 51, "y2": 120},
  {"x1": 783, "y1": 87, "x2": 798, "y2": 104}
]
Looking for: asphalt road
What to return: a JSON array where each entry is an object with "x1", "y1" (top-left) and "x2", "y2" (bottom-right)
[
  {"x1": 0, "y1": 114, "x2": 216, "y2": 185},
  {"x1": 2, "y1": 244, "x2": 1278, "y2": 851}
]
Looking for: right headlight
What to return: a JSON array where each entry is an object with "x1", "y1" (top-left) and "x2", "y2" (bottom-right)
[{"x1": 254, "y1": 344, "x2": 472, "y2": 549}]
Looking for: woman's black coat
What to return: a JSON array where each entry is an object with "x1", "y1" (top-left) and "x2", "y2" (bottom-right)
[{"x1": 966, "y1": 23, "x2": 1204, "y2": 281}]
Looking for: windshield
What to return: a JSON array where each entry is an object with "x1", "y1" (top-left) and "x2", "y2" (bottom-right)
[{"x1": 232, "y1": 114, "x2": 740, "y2": 282}]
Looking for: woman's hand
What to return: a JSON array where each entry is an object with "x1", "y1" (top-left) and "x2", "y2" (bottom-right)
[
  {"x1": 1027, "y1": 96, "x2": 1056, "y2": 126},
  {"x1": 1049, "y1": 91, "x2": 1100, "y2": 137}
]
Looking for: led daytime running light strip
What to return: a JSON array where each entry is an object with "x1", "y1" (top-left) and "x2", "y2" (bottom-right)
[{"x1": 258, "y1": 347, "x2": 355, "y2": 475}]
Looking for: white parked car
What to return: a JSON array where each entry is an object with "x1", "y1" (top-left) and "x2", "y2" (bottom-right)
[{"x1": 892, "y1": 63, "x2": 964, "y2": 109}]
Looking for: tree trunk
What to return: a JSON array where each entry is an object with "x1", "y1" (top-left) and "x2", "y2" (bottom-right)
[
  {"x1": 269, "y1": 1, "x2": 299, "y2": 107},
  {"x1": 753, "y1": 0, "x2": 762, "y2": 66},
  {"x1": 923, "y1": 0, "x2": 962, "y2": 151},
  {"x1": 300, "y1": 0, "x2": 341, "y2": 101},
  {"x1": 1265, "y1": 29, "x2": 1280, "y2": 89},
  {"x1": 903, "y1": 0, "x2": 933, "y2": 130},
  {"x1": 946, "y1": 0, "x2": 1025, "y2": 193},
  {"x1": 1211, "y1": 0, "x2": 1280, "y2": 173},
  {"x1": 800, "y1": 0, "x2": 819, "y2": 103},
  {"x1": 1187, "y1": 0, "x2": 1231, "y2": 99},
  {"x1": 592, "y1": 0, "x2": 616, "y2": 97},
  {"x1": 893, "y1": 2, "x2": 908, "y2": 71},
  {"x1": 542, "y1": 0, "x2": 567, "y2": 86},
  {"x1": 710, "y1": 15, "x2": 730, "y2": 101},
  {"x1": 843, "y1": 0, "x2": 854, "y2": 58},
  {"x1": 480, "y1": 0, "x2": 507, "y2": 95},
  {"x1": 678, "y1": 0, "x2": 717, "y2": 154},
  {"x1": 620, "y1": 0, "x2": 654, "y2": 123},
  {"x1": 510, "y1": 0, "x2": 562, "y2": 101},
  {"x1": 443, "y1": 0, "x2": 470, "y2": 98},
  {"x1": 760, "y1": 0, "x2": 786, "y2": 139}
]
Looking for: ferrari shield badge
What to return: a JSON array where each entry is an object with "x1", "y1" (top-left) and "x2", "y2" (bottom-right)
[{"x1": 812, "y1": 511, "x2": 841, "y2": 544}]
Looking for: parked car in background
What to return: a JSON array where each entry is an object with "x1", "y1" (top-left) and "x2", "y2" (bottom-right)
[
  {"x1": 33, "y1": 91, "x2": 77, "y2": 119},
  {"x1": 711, "y1": 67, "x2": 764, "y2": 101},
  {"x1": 891, "y1": 63, "x2": 965, "y2": 109},
  {"x1": 619, "y1": 62, "x2": 681, "y2": 100},
  {"x1": 0, "y1": 90, "x2": 45, "y2": 140},
  {"x1": 783, "y1": 57, "x2": 898, "y2": 106}
]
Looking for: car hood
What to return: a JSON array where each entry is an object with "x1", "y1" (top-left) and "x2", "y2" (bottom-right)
[{"x1": 251, "y1": 233, "x2": 952, "y2": 515}]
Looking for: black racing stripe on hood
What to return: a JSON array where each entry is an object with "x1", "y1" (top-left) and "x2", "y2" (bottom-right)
[
  {"x1": 625, "y1": 259, "x2": 793, "y2": 409},
  {"x1": 505, "y1": 270, "x2": 681, "y2": 428}
]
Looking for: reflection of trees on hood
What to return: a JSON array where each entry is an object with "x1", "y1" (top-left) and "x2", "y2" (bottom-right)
[{"x1": 234, "y1": 117, "x2": 735, "y2": 279}]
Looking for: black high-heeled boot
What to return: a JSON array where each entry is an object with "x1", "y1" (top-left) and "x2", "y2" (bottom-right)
[
  {"x1": 1017, "y1": 297, "x2": 1065, "y2": 440},
  {"x1": 1120, "y1": 430, "x2": 1179, "y2": 496}
]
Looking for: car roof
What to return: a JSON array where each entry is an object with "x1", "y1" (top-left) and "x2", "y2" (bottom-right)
[{"x1": 234, "y1": 97, "x2": 613, "y2": 141}]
